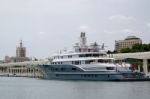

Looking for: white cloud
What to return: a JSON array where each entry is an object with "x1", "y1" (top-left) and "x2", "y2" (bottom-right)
[
  {"x1": 39, "y1": 32, "x2": 45, "y2": 35},
  {"x1": 79, "y1": 25, "x2": 89, "y2": 32},
  {"x1": 104, "y1": 29, "x2": 135, "y2": 34},
  {"x1": 109, "y1": 15, "x2": 135, "y2": 21},
  {"x1": 80, "y1": 26, "x2": 88, "y2": 29},
  {"x1": 37, "y1": 32, "x2": 47, "y2": 39},
  {"x1": 120, "y1": 29, "x2": 134, "y2": 33},
  {"x1": 146, "y1": 22, "x2": 150, "y2": 28},
  {"x1": 103, "y1": 30, "x2": 114, "y2": 34}
]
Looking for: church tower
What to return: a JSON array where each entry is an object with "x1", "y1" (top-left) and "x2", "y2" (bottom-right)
[{"x1": 16, "y1": 40, "x2": 26, "y2": 57}]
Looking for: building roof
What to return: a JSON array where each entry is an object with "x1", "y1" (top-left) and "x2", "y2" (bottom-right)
[{"x1": 125, "y1": 36, "x2": 140, "y2": 40}]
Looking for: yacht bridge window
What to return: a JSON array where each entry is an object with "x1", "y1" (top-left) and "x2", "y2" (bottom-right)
[
  {"x1": 85, "y1": 60, "x2": 95, "y2": 64},
  {"x1": 79, "y1": 54, "x2": 98, "y2": 57},
  {"x1": 72, "y1": 61, "x2": 81, "y2": 65},
  {"x1": 98, "y1": 59, "x2": 112, "y2": 63},
  {"x1": 79, "y1": 53, "x2": 106, "y2": 58},
  {"x1": 106, "y1": 67, "x2": 115, "y2": 70},
  {"x1": 68, "y1": 55, "x2": 72, "y2": 58}
]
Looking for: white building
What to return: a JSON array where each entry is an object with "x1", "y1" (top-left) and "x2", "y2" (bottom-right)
[{"x1": 115, "y1": 36, "x2": 142, "y2": 52}]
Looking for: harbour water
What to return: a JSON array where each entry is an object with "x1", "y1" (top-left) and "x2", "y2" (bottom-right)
[{"x1": 0, "y1": 77, "x2": 150, "y2": 99}]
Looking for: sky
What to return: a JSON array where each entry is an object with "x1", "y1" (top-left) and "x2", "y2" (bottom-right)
[{"x1": 0, "y1": 0, "x2": 150, "y2": 59}]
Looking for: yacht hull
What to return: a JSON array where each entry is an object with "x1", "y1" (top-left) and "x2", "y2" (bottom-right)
[{"x1": 37, "y1": 64, "x2": 145, "y2": 81}]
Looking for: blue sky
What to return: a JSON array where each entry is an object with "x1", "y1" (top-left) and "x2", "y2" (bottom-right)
[{"x1": 0, "y1": 0, "x2": 150, "y2": 59}]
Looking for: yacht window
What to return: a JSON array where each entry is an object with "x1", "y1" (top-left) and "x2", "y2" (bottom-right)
[
  {"x1": 55, "y1": 68, "x2": 58, "y2": 71},
  {"x1": 95, "y1": 75, "x2": 98, "y2": 77},
  {"x1": 68, "y1": 55, "x2": 72, "y2": 58},
  {"x1": 51, "y1": 67, "x2": 54, "y2": 70},
  {"x1": 79, "y1": 61, "x2": 81, "y2": 64},
  {"x1": 72, "y1": 68, "x2": 76, "y2": 70},
  {"x1": 74, "y1": 61, "x2": 80, "y2": 65},
  {"x1": 85, "y1": 54, "x2": 92, "y2": 57},
  {"x1": 79, "y1": 54, "x2": 85, "y2": 57},
  {"x1": 85, "y1": 60, "x2": 94, "y2": 64},
  {"x1": 61, "y1": 68, "x2": 65, "y2": 71},
  {"x1": 99, "y1": 54, "x2": 106, "y2": 57},
  {"x1": 88, "y1": 49, "x2": 91, "y2": 52},
  {"x1": 56, "y1": 74, "x2": 59, "y2": 77},
  {"x1": 89, "y1": 60, "x2": 94, "y2": 63},
  {"x1": 98, "y1": 59, "x2": 103, "y2": 63},
  {"x1": 108, "y1": 60, "x2": 112, "y2": 63},
  {"x1": 79, "y1": 48, "x2": 81, "y2": 52},
  {"x1": 85, "y1": 61, "x2": 90, "y2": 64},
  {"x1": 93, "y1": 54, "x2": 99, "y2": 57},
  {"x1": 106, "y1": 67, "x2": 114, "y2": 70},
  {"x1": 104, "y1": 59, "x2": 112, "y2": 63}
]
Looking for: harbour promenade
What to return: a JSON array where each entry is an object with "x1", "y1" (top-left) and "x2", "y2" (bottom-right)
[
  {"x1": 0, "y1": 60, "x2": 48, "y2": 78},
  {"x1": 113, "y1": 51, "x2": 150, "y2": 76}
]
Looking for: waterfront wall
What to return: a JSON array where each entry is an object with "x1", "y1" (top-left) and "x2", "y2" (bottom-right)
[{"x1": 0, "y1": 65, "x2": 44, "y2": 78}]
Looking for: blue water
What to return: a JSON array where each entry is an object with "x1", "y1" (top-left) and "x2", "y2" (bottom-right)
[{"x1": 0, "y1": 77, "x2": 150, "y2": 99}]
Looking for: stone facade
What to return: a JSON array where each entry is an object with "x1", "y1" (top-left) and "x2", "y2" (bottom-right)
[{"x1": 4, "y1": 40, "x2": 30, "y2": 63}]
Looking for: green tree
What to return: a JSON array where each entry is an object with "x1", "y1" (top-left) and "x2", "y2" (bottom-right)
[
  {"x1": 143, "y1": 44, "x2": 149, "y2": 51},
  {"x1": 120, "y1": 48, "x2": 131, "y2": 53},
  {"x1": 119, "y1": 43, "x2": 150, "y2": 53},
  {"x1": 132, "y1": 44, "x2": 143, "y2": 52},
  {"x1": 107, "y1": 50, "x2": 112, "y2": 54}
]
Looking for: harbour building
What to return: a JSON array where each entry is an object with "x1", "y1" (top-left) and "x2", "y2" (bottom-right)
[
  {"x1": 115, "y1": 36, "x2": 142, "y2": 52},
  {"x1": 16, "y1": 40, "x2": 26, "y2": 57},
  {"x1": 5, "y1": 40, "x2": 30, "y2": 63}
]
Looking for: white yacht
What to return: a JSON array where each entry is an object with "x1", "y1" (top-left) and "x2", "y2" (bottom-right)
[{"x1": 38, "y1": 32, "x2": 145, "y2": 81}]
